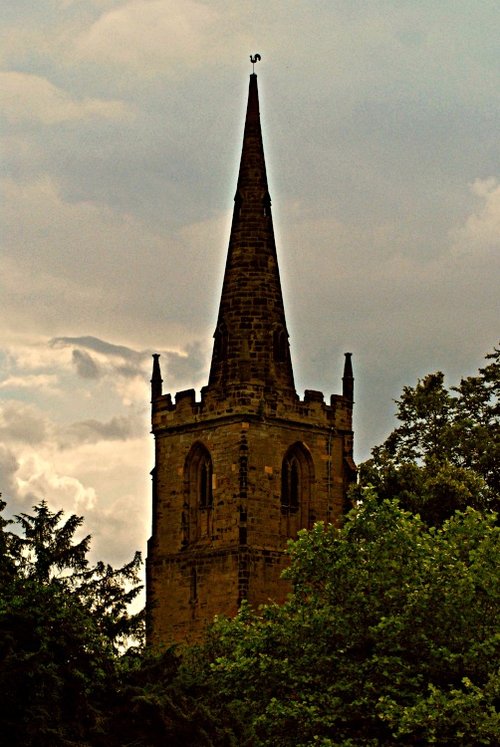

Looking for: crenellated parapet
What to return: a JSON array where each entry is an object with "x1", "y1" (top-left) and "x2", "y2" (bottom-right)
[{"x1": 151, "y1": 358, "x2": 353, "y2": 436}]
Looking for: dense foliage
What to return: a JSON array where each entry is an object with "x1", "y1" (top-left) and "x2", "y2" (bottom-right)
[
  {"x1": 0, "y1": 499, "x2": 144, "y2": 746},
  {"x1": 0, "y1": 500, "x2": 226, "y2": 746},
  {"x1": 354, "y1": 346, "x2": 500, "y2": 524},
  {"x1": 183, "y1": 496, "x2": 499, "y2": 746}
]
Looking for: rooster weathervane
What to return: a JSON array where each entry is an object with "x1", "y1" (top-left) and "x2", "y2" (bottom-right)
[{"x1": 250, "y1": 53, "x2": 261, "y2": 73}]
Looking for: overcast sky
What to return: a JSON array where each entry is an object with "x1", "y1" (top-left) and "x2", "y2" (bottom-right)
[{"x1": 1, "y1": 1, "x2": 499, "y2": 567}]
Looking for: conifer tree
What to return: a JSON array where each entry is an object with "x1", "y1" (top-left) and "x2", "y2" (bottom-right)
[{"x1": 0, "y1": 499, "x2": 143, "y2": 746}]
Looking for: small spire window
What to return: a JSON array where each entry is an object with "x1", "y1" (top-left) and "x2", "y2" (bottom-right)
[
  {"x1": 214, "y1": 323, "x2": 228, "y2": 362},
  {"x1": 234, "y1": 190, "x2": 243, "y2": 217},
  {"x1": 273, "y1": 327, "x2": 287, "y2": 363}
]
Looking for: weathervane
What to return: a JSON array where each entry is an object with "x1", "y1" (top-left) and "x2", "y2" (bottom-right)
[{"x1": 250, "y1": 53, "x2": 261, "y2": 73}]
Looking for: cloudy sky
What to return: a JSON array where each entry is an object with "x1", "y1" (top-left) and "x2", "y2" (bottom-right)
[{"x1": 1, "y1": 1, "x2": 499, "y2": 568}]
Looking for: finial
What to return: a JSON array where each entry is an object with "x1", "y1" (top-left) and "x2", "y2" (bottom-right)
[
  {"x1": 342, "y1": 352, "x2": 354, "y2": 403},
  {"x1": 151, "y1": 353, "x2": 163, "y2": 401},
  {"x1": 250, "y1": 53, "x2": 261, "y2": 74}
]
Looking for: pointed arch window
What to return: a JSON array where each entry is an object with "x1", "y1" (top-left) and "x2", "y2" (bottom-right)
[
  {"x1": 280, "y1": 443, "x2": 314, "y2": 524},
  {"x1": 184, "y1": 442, "x2": 214, "y2": 543}
]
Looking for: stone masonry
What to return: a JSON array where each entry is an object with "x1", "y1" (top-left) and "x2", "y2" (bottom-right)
[{"x1": 146, "y1": 72, "x2": 355, "y2": 646}]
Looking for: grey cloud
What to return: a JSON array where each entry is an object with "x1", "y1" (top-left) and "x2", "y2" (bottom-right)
[
  {"x1": 53, "y1": 335, "x2": 209, "y2": 389},
  {"x1": 0, "y1": 444, "x2": 19, "y2": 503},
  {"x1": 72, "y1": 348, "x2": 101, "y2": 379},
  {"x1": 114, "y1": 363, "x2": 148, "y2": 379},
  {"x1": 52, "y1": 336, "x2": 143, "y2": 363},
  {"x1": 0, "y1": 445, "x2": 38, "y2": 519},
  {"x1": 52, "y1": 336, "x2": 149, "y2": 379},
  {"x1": 0, "y1": 401, "x2": 49, "y2": 445},
  {"x1": 62, "y1": 415, "x2": 140, "y2": 448},
  {"x1": 1, "y1": 2, "x2": 499, "y2": 565},
  {"x1": 162, "y1": 341, "x2": 208, "y2": 392}
]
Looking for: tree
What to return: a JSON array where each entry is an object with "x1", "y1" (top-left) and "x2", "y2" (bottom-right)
[
  {"x1": 0, "y1": 499, "x2": 143, "y2": 746},
  {"x1": 97, "y1": 646, "x2": 234, "y2": 747},
  {"x1": 0, "y1": 498, "x2": 229, "y2": 746},
  {"x1": 0, "y1": 495, "x2": 14, "y2": 585},
  {"x1": 184, "y1": 496, "x2": 500, "y2": 746},
  {"x1": 355, "y1": 346, "x2": 500, "y2": 524}
]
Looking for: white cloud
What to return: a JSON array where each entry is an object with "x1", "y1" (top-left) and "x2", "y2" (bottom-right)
[
  {"x1": 0, "y1": 444, "x2": 20, "y2": 503},
  {"x1": 452, "y1": 178, "x2": 500, "y2": 256},
  {"x1": 0, "y1": 374, "x2": 60, "y2": 392},
  {"x1": 75, "y1": 0, "x2": 216, "y2": 76},
  {"x1": 1, "y1": 337, "x2": 73, "y2": 377},
  {"x1": 15, "y1": 451, "x2": 98, "y2": 514},
  {"x1": 0, "y1": 71, "x2": 130, "y2": 124},
  {"x1": 0, "y1": 330, "x2": 202, "y2": 565},
  {"x1": 1, "y1": 434, "x2": 149, "y2": 566},
  {"x1": 0, "y1": 0, "x2": 498, "y2": 568}
]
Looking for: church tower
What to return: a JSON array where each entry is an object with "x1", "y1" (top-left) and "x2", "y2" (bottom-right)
[{"x1": 146, "y1": 70, "x2": 355, "y2": 645}]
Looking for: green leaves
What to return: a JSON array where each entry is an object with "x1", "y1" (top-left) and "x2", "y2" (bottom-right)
[
  {"x1": 0, "y1": 499, "x2": 144, "y2": 745},
  {"x1": 12, "y1": 500, "x2": 90, "y2": 583},
  {"x1": 378, "y1": 675, "x2": 500, "y2": 745},
  {"x1": 185, "y1": 497, "x2": 500, "y2": 745},
  {"x1": 355, "y1": 346, "x2": 500, "y2": 523}
]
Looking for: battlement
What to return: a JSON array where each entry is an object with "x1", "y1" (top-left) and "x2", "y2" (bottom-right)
[{"x1": 152, "y1": 381, "x2": 353, "y2": 434}]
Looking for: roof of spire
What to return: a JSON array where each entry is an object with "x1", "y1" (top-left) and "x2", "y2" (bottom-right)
[{"x1": 208, "y1": 73, "x2": 295, "y2": 396}]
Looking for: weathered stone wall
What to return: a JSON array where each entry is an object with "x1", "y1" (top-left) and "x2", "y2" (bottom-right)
[
  {"x1": 147, "y1": 388, "x2": 353, "y2": 644},
  {"x1": 147, "y1": 549, "x2": 241, "y2": 645}
]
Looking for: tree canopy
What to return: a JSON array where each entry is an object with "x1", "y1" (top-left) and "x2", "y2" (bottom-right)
[
  {"x1": 354, "y1": 346, "x2": 500, "y2": 524},
  {"x1": 0, "y1": 498, "x2": 224, "y2": 746},
  {"x1": 184, "y1": 496, "x2": 500, "y2": 746},
  {"x1": 0, "y1": 498, "x2": 143, "y2": 746}
]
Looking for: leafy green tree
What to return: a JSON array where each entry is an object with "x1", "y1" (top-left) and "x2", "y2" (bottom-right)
[
  {"x1": 185, "y1": 496, "x2": 499, "y2": 746},
  {"x1": 453, "y1": 347, "x2": 500, "y2": 495},
  {"x1": 356, "y1": 346, "x2": 500, "y2": 523},
  {"x1": 0, "y1": 499, "x2": 143, "y2": 746}
]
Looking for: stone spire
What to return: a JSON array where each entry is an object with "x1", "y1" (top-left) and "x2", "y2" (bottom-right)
[{"x1": 208, "y1": 73, "x2": 295, "y2": 396}]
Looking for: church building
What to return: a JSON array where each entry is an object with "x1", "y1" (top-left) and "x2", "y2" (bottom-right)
[{"x1": 146, "y1": 68, "x2": 355, "y2": 645}]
